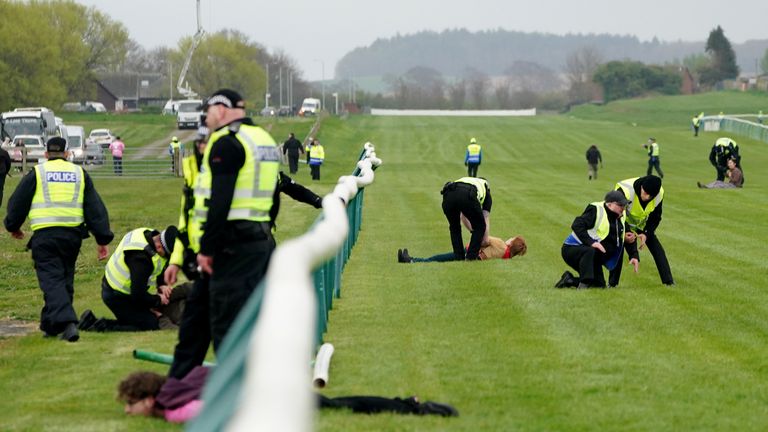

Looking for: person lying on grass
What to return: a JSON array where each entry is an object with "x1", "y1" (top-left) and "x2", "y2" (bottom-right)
[
  {"x1": 118, "y1": 367, "x2": 458, "y2": 423},
  {"x1": 398, "y1": 235, "x2": 527, "y2": 263}
]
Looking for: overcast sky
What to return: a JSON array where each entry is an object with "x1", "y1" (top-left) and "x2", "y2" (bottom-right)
[{"x1": 75, "y1": 0, "x2": 767, "y2": 81}]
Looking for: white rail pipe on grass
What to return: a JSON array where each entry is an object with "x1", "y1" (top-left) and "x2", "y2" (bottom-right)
[
  {"x1": 312, "y1": 343, "x2": 335, "y2": 389},
  {"x1": 227, "y1": 144, "x2": 381, "y2": 432}
]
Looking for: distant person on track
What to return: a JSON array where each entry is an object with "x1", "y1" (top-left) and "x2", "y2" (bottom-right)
[
  {"x1": 308, "y1": 139, "x2": 325, "y2": 180},
  {"x1": 585, "y1": 144, "x2": 602, "y2": 180},
  {"x1": 398, "y1": 235, "x2": 526, "y2": 263},
  {"x1": 169, "y1": 136, "x2": 181, "y2": 174},
  {"x1": 465, "y1": 137, "x2": 482, "y2": 177},
  {"x1": 282, "y1": 132, "x2": 304, "y2": 175},
  {"x1": 691, "y1": 113, "x2": 702, "y2": 137},
  {"x1": 4, "y1": 137, "x2": 113, "y2": 341},
  {"x1": 109, "y1": 136, "x2": 125, "y2": 176},
  {"x1": 642, "y1": 137, "x2": 663, "y2": 178},
  {"x1": 698, "y1": 158, "x2": 743, "y2": 189},
  {"x1": 555, "y1": 190, "x2": 639, "y2": 289}
]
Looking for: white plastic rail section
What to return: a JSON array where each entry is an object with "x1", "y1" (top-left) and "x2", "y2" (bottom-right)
[{"x1": 227, "y1": 143, "x2": 382, "y2": 432}]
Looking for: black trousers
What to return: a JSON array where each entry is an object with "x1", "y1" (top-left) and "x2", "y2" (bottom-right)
[
  {"x1": 113, "y1": 156, "x2": 122, "y2": 175},
  {"x1": 287, "y1": 153, "x2": 300, "y2": 174},
  {"x1": 29, "y1": 228, "x2": 82, "y2": 335},
  {"x1": 466, "y1": 163, "x2": 479, "y2": 177},
  {"x1": 209, "y1": 235, "x2": 274, "y2": 352},
  {"x1": 610, "y1": 234, "x2": 673, "y2": 286},
  {"x1": 647, "y1": 157, "x2": 663, "y2": 178},
  {"x1": 715, "y1": 164, "x2": 728, "y2": 181},
  {"x1": 310, "y1": 164, "x2": 321, "y2": 180},
  {"x1": 561, "y1": 244, "x2": 606, "y2": 287},
  {"x1": 441, "y1": 183, "x2": 485, "y2": 260},
  {"x1": 99, "y1": 278, "x2": 159, "y2": 331},
  {"x1": 169, "y1": 276, "x2": 211, "y2": 379}
]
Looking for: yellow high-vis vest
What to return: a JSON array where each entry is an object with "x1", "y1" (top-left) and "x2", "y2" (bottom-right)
[
  {"x1": 649, "y1": 142, "x2": 660, "y2": 156},
  {"x1": 169, "y1": 152, "x2": 201, "y2": 266},
  {"x1": 190, "y1": 124, "x2": 279, "y2": 252},
  {"x1": 454, "y1": 177, "x2": 488, "y2": 204},
  {"x1": 104, "y1": 228, "x2": 167, "y2": 295},
  {"x1": 568, "y1": 201, "x2": 625, "y2": 244},
  {"x1": 29, "y1": 159, "x2": 85, "y2": 231},
  {"x1": 309, "y1": 144, "x2": 325, "y2": 165},
  {"x1": 615, "y1": 178, "x2": 664, "y2": 232}
]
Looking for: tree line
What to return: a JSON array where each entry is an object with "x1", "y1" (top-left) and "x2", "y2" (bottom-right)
[
  {"x1": 344, "y1": 26, "x2": 743, "y2": 110},
  {"x1": 0, "y1": 0, "x2": 309, "y2": 111}
]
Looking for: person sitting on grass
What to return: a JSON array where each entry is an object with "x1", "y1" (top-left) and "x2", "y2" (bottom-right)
[
  {"x1": 117, "y1": 367, "x2": 459, "y2": 423},
  {"x1": 398, "y1": 235, "x2": 527, "y2": 263},
  {"x1": 698, "y1": 158, "x2": 743, "y2": 189}
]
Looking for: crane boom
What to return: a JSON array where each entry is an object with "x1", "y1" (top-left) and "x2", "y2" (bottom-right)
[{"x1": 176, "y1": 0, "x2": 204, "y2": 98}]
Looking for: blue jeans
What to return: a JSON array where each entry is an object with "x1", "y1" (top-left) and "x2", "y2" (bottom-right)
[{"x1": 412, "y1": 252, "x2": 457, "y2": 263}]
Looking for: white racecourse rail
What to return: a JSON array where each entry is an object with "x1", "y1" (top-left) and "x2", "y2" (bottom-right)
[
  {"x1": 370, "y1": 108, "x2": 536, "y2": 116},
  {"x1": 226, "y1": 143, "x2": 382, "y2": 432}
]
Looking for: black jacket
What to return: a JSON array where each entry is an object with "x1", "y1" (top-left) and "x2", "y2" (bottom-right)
[
  {"x1": 282, "y1": 136, "x2": 304, "y2": 156},
  {"x1": 585, "y1": 147, "x2": 602, "y2": 165},
  {"x1": 0, "y1": 147, "x2": 10, "y2": 176}
]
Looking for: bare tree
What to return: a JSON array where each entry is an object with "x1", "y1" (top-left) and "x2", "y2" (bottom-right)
[
  {"x1": 564, "y1": 46, "x2": 603, "y2": 104},
  {"x1": 448, "y1": 79, "x2": 466, "y2": 109},
  {"x1": 494, "y1": 79, "x2": 512, "y2": 109},
  {"x1": 464, "y1": 67, "x2": 488, "y2": 109}
]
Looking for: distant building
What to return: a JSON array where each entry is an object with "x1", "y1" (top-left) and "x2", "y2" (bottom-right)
[{"x1": 94, "y1": 72, "x2": 169, "y2": 112}]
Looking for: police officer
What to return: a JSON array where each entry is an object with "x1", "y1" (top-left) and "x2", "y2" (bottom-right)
[
  {"x1": 164, "y1": 134, "x2": 323, "y2": 379},
  {"x1": 169, "y1": 136, "x2": 181, "y2": 173},
  {"x1": 609, "y1": 175, "x2": 674, "y2": 287},
  {"x1": 465, "y1": 137, "x2": 482, "y2": 177},
  {"x1": 556, "y1": 190, "x2": 639, "y2": 289},
  {"x1": 709, "y1": 137, "x2": 741, "y2": 182},
  {"x1": 691, "y1": 114, "x2": 701, "y2": 137},
  {"x1": 441, "y1": 177, "x2": 492, "y2": 261},
  {"x1": 4, "y1": 137, "x2": 113, "y2": 341},
  {"x1": 643, "y1": 137, "x2": 663, "y2": 178},
  {"x1": 308, "y1": 139, "x2": 325, "y2": 180},
  {"x1": 79, "y1": 226, "x2": 178, "y2": 332}
]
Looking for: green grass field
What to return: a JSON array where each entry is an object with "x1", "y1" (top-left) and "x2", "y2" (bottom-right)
[{"x1": 1, "y1": 92, "x2": 767, "y2": 431}]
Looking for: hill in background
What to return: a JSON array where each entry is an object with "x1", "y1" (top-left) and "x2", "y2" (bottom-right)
[{"x1": 335, "y1": 29, "x2": 768, "y2": 92}]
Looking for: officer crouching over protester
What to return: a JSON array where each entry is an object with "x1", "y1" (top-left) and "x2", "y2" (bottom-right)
[
  {"x1": 4, "y1": 137, "x2": 113, "y2": 341},
  {"x1": 79, "y1": 226, "x2": 182, "y2": 332},
  {"x1": 556, "y1": 190, "x2": 639, "y2": 289}
]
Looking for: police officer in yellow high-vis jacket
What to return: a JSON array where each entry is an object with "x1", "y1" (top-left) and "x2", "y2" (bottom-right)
[
  {"x1": 465, "y1": 137, "x2": 482, "y2": 177},
  {"x1": 4, "y1": 137, "x2": 113, "y2": 342},
  {"x1": 643, "y1": 137, "x2": 664, "y2": 178},
  {"x1": 610, "y1": 175, "x2": 674, "y2": 287},
  {"x1": 440, "y1": 176, "x2": 493, "y2": 260},
  {"x1": 170, "y1": 89, "x2": 281, "y2": 368},
  {"x1": 556, "y1": 191, "x2": 639, "y2": 289},
  {"x1": 79, "y1": 226, "x2": 178, "y2": 332},
  {"x1": 308, "y1": 139, "x2": 325, "y2": 180}
]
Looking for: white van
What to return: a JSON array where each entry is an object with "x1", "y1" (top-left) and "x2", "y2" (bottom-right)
[
  {"x1": 299, "y1": 98, "x2": 321, "y2": 116},
  {"x1": 65, "y1": 125, "x2": 86, "y2": 164}
]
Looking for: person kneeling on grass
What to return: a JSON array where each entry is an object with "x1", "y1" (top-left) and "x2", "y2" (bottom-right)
[
  {"x1": 118, "y1": 367, "x2": 458, "y2": 423},
  {"x1": 398, "y1": 235, "x2": 527, "y2": 263},
  {"x1": 79, "y1": 226, "x2": 183, "y2": 332}
]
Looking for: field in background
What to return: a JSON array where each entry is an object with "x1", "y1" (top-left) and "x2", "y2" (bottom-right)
[{"x1": 0, "y1": 92, "x2": 766, "y2": 430}]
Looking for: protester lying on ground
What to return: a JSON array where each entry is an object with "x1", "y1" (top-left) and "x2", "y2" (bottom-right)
[
  {"x1": 398, "y1": 236, "x2": 526, "y2": 263},
  {"x1": 117, "y1": 367, "x2": 458, "y2": 423}
]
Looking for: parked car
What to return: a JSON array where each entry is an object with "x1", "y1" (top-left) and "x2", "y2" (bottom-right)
[
  {"x1": 260, "y1": 106, "x2": 277, "y2": 117},
  {"x1": 9, "y1": 135, "x2": 46, "y2": 164},
  {"x1": 277, "y1": 106, "x2": 293, "y2": 117},
  {"x1": 89, "y1": 128, "x2": 114, "y2": 149},
  {"x1": 65, "y1": 125, "x2": 86, "y2": 164},
  {"x1": 84, "y1": 101, "x2": 107, "y2": 112},
  {"x1": 84, "y1": 138, "x2": 105, "y2": 165}
]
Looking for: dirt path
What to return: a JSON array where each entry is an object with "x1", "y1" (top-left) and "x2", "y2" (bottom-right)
[
  {"x1": 132, "y1": 130, "x2": 197, "y2": 160},
  {"x1": 0, "y1": 319, "x2": 37, "y2": 337}
]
